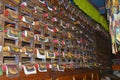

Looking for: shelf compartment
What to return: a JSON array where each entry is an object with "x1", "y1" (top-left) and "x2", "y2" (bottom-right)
[
  {"x1": 3, "y1": 46, "x2": 20, "y2": 54},
  {"x1": 3, "y1": 56, "x2": 18, "y2": 64},
  {"x1": 35, "y1": 44, "x2": 42, "y2": 48},
  {"x1": 34, "y1": 34, "x2": 49, "y2": 43},
  {"x1": 46, "y1": 50, "x2": 55, "y2": 59},
  {"x1": 4, "y1": 21, "x2": 17, "y2": 29},
  {"x1": 52, "y1": 32, "x2": 61, "y2": 38},
  {"x1": 20, "y1": 15, "x2": 34, "y2": 24},
  {"x1": 4, "y1": 4, "x2": 18, "y2": 21},
  {"x1": 21, "y1": 26, "x2": 31, "y2": 31},
  {"x1": 45, "y1": 43, "x2": 51, "y2": 50},
  {"x1": 32, "y1": 13, "x2": 42, "y2": 21},
  {"x1": 19, "y1": 21, "x2": 31, "y2": 30},
  {"x1": 20, "y1": 47, "x2": 34, "y2": 56},
  {"x1": 21, "y1": 57, "x2": 32, "y2": 63},
  {"x1": 33, "y1": 25, "x2": 42, "y2": 31},
  {"x1": 35, "y1": 58, "x2": 44, "y2": 62},
  {"x1": 4, "y1": 38, "x2": 17, "y2": 46},
  {"x1": 21, "y1": 30, "x2": 34, "y2": 42},
  {"x1": 31, "y1": 0, "x2": 43, "y2": 8},
  {"x1": 34, "y1": 48, "x2": 46, "y2": 59},
  {"x1": 2, "y1": 51, "x2": 19, "y2": 57},
  {"x1": 0, "y1": 18, "x2": 3, "y2": 31},
  {"x1": 21, "y1": 41, "x2": 31, "y2": 47},
  {"x1": 20, "y1": 7, "x2": 32, "y2": 16},
  {"x1": 9, "y1": 0, "x2": 20, "y2": 5},
  {"x1": 4, "y1": 0, "x2": 18, "y2": 8},
  {"x1": 39, "y1": 21, "x2": 45, "y2": 28},
  {"x1": 0, "y1": 0, "x2": 3, "y2": 14},
  {"x1": 52, "y1": 38, "x2": 60, "y2": 46},
  {"x1": 4, "y1": 28, "x2": 20, "y2": 40},
  {"x1": 44, "y1": 31, "x2": 51, "y2": 37},
  {"x1": 0, "y1": 32, "x2": 3, "y2": 45},
  {"x1": 34, "y1": 41, "x2": 42, "y2": 45},
  {"x1": 34, "y1": 30, "x2": 42, "y2": 35},
  {"x1": 54, "y1": 50, "x2": 60, "y2": 59}
]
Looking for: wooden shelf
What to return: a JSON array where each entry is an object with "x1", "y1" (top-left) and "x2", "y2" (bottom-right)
[
  {"x1": 112, "y1": 65, "x2": 120, "y2": 70},
  {"x1": 0, "y1": 68, "x2": 100, "y2": 80},
  {"x1": 0, "y1": 0, "x2": 112, "y2": 79}
]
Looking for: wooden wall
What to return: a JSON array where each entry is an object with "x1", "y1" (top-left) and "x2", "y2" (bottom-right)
[{"x1": 95, "y1": 30, "x2": 112, "y2": 76}]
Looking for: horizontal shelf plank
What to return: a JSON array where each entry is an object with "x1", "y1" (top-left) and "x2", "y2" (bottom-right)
[{"x1": 112, "y1": 65, "x2": 120, "y2": 70}]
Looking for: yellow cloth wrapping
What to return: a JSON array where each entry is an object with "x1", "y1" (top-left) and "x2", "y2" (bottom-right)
[{"x1": 74, "y1": 0, "x2": 108, "y2": 31}]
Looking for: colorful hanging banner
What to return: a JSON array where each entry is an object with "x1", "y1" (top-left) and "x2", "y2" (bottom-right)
[{"x1": 106, "y1": 0, "x2": 120, "y2": 54}]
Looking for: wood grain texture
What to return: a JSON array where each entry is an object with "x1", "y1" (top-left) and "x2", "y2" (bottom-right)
[
  {"x1": 0, "y1": 69, "x2": 100, "y2": 80},
  {"x1": 112, "y1": 65, "x2": 120, "y2": 70}
]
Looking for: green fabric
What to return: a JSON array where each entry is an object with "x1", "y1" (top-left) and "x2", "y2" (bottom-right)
[
  {"x1": 74, "y1": 0, "x2": 108, "y2": 31},
  {"x1": 18, "y1": 32, "x2": 21, "y2": 37},
  {"x1": 0, "y1": 26, "x2": 2, "y2": 30},
  {"x1": 0, "y1": 67, "x2": 2, "y2": 76}
]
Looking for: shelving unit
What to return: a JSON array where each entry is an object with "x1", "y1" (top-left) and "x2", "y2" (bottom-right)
[{"x1": 0, "y1": 0, "x2": 112, "y2": 80}]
